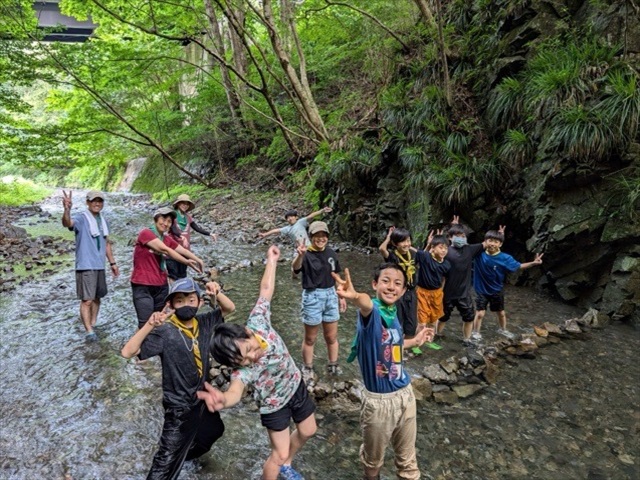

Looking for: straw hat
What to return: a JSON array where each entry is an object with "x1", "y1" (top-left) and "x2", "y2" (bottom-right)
[{"x1": 172, "y1": 194, "x2": 195, "y2": 212}]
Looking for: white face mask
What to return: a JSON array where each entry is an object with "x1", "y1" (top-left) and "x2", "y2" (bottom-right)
[{"x1": 452, "y1": 237, "x2": 467, "y2": 248}]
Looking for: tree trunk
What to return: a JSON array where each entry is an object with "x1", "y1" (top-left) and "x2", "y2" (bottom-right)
[
  {"x1": 204, "y1": 0, "x2": 242, "y2": 127},
  {"x1": 260, "y1": 0, "x2": 329, "y2": 142}
]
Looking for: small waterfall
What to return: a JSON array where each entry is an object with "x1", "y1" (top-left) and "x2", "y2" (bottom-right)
[{"x1": 117, "y1": 157, "x2": 147, "y2": 191}]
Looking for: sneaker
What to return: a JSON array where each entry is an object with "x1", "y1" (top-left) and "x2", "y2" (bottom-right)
[
  {"x1": 425, "y1": 342, "x2": 443, "y2": 350},
  {"x1": 326, "y1": 363, "x2": 342, "y2": 376},
  {"x1": 497, "y1": 328, "x2": 516, "y2": 340},
  {"x1": 279, "y1": 465, "x2": 304, "y2": 480},
  {"x1": 410, "y1": 346, "x2": 423, "y2": 356},
  {"x1": 301, "y1": 366, "x2": 316, "y2": 386},
  {"x1": 85, "y1": 332, "x2": 98, "y2": 343},
  {"x1": 471, "y1": 331, "x2": 482, "y2": 341}
]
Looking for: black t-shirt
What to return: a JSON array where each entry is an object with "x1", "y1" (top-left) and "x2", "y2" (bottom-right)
[
  {"x1": 415, "y1": 250, "x2": 451, "y2": 289},
  {"x1": 139, "y1": 309, "x2": 223, "y2": 408},
  {"x1": 296, "y1": 248, "x2": 341, "y2": 289},
  {"x1": 387, "y1": 250, "x2": 417, "y2": 288},
  {"x1": 444, "y1": 243, "x2": 484, "y2": 300}
]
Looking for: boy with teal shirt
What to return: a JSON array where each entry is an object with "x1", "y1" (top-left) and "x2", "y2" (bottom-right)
[
  {"x1": 333, "y1": 264, "x2": 431, "y2": 480},
  {"x1": 473, "y1": 230, "x2": 544, "y2": 339}
]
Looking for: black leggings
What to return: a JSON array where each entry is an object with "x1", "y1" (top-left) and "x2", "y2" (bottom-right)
[
  {"x1": 131, "y1": 283, "x2": 169, "y2": 328},
  {"x1": 147, "y1": 402, "x2": 225, "y2": 480}
]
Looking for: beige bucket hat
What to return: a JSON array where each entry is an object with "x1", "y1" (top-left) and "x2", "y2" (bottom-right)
[{"x1": 172, "y1": 194, "x2": 195, "y2": 212}]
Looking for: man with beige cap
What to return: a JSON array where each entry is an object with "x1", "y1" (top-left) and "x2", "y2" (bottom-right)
[{"x1": 62, "y1": 190, "x2": 119, "y2": 342}]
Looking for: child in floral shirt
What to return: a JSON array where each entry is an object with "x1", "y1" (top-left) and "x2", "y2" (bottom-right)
[{"x1": 198, "y1": 245, "x2": 316, "y2": 480}]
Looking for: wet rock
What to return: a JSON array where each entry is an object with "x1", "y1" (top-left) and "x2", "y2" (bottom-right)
[
  {"x1": 466, "y1": 350, "x2": 485, "y2": 367},
  {"x1": 542, "y1": 322, "x2": 563, "y2": 335},
  {"x1": 564, "y1": 318, "x2": 582, "y2": 334},
  {"x1": 534, "y1": 325, "x2": 549, "y2": 337},
  {"x1": 312, "y1": 382, "x2": 332, "y2": 400},
  {"x1": 439, "y1": 356, "x2": 459, "y2": 374},
  {"x1": 452, "y1": 383, "x2": 485, "y2": 398},
  {"x1": 423, "y1": 364, "x2": 457, "y2": 384},
  {"x1": 411, "y1": 377, "x2": 432, "y2": 401},
  {"x1": 433, "y1": 389, "x2": 458, "y2": 404}
]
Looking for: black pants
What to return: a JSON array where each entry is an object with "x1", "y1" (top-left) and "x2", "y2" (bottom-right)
[
  {"x1": 147, "y1": 402, "x2": 225, "y2": 480},
  {"x1": 166, "y1": 259, "x2": 188, "y2": 281},
  {"x1": 132, "y1": 283, "x2": 169, "y2": 328}
]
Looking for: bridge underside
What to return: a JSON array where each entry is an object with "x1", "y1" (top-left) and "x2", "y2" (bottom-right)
[{"x1": 35, "y1": 1, "x2": 96, "y2": 42}]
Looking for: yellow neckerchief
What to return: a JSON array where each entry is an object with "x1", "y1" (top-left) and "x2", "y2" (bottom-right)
[
  {"x1": 430, "y1": 252, "x2": 445, "y2": 263},
  {"x1": 307, "y1": 245, "x2": 324, "y2": 252},
  {"x1": 395, "y1": 250, "x2": 415, "y2": 285},
  {"x1": 485, "y1": 248, "x2": 501, "y2": 256},
  {"x1": 168, "y1": 315, "x2": 202, "y2": 377},
  {"x1": 254, "y1": 333, "x2": 269, "y2": 351}
]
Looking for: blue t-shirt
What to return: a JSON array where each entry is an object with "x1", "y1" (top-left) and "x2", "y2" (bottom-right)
[
  {"x1": 415, "y1": 250, "x2": 450, "y2": 289},
  {"x1": 473, "y1": 251, "x2": 521, "y2": 295},
  {"x1": 355, "y1": 303, "x2": 411, "y2": 394},
  {"x1": 279, "y1": 218, "x2": 310, "y2": 246},
  {"x1": 71, "y1": 212, "x2": 109, "y2": 270}
]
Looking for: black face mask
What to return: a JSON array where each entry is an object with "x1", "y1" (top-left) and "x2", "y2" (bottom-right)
[{"x1": 174, "y1": 305, "x2": 198, "y2": 321}]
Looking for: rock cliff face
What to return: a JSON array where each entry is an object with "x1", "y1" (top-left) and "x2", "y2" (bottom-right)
[{"x1": 329, "y1": 0, "x2": 640, "y2": 322}]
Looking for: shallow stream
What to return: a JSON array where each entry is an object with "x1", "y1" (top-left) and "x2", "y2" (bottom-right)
[{"x1": 0, "y1": 192, "x2": 638, "y2": 480}]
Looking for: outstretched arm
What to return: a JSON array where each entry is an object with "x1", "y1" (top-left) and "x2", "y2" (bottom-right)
[
  {"x1": 197, "y1": 379, "x2": 245, "y2": 411},
  {"x1": 520, "y1": 253, "x2": 544, "y2": 270},
  {"x1": 258, "y1": 227, "x2": 282, "y2": 239},
  {"x1": 379, "y1": 226, "x2": 394, "y2": 260},
  {"x1": 332, "y1": 268, "x2": 373, "y2": 317},
  {"x1": 305, "y1": 206, "x2": 332, "y2": 221},
  {"x1": 260, "y1": 245, "x2": 280, "y2": 301}
]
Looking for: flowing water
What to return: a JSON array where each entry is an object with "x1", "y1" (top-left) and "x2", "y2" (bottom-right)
[{"x1": 1, "y1": 192, "x2": 638, "y2": 480}]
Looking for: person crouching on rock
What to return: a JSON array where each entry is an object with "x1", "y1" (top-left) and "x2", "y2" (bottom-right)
[
  {"x1": 121, "y1": 277, "x2": 235, "y2": 479},
  {"x1": 131, "y1": 207, "x2": 205, "y2": 329}
]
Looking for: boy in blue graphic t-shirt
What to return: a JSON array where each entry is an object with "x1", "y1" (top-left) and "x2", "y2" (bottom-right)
[
  {"x1": 473, "y1": 230, "x2": 544, "y2": 339},
  {"x1": 333, "y1": 263, "x2": 431, "y2": 480}
]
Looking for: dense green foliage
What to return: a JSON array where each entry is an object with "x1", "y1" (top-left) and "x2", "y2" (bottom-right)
[
  {"x1": 0, "y1": 0, "x2": 637, "y2": 218},
  {"x1": 0, "y1": 176, "x2": 52, "y2": 206}
]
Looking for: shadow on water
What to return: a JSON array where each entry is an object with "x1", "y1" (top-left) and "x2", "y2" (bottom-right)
[{"x1": 1, "y1": 192, "x2": 638, "y2": 479}]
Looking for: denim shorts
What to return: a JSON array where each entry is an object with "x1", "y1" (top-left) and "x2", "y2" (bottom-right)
[{"x1": 301, "y1": 287, "x2": 340, "y2": 326}]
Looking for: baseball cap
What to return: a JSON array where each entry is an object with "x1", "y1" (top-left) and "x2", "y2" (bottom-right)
[
  {"x1": 165, "y1": 277, "x2": 202, "y2": 303},
  {"x1": 86, "y1": 190, "x2": 104, "y2": 201},
  {"x1": 153, "y1": 206, "x2": 177, "y2": 220},
  {"x1": 309, "y1": 221, "x2": 329, "y2": 236}
]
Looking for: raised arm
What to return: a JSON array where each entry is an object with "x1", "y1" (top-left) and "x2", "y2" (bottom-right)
[
  {"x1": 61, "y1": 190, "x2": 74, "y2": 228},
  {"x1": 332, "y1": 268, "x2": 373, "y2": 317},
  {"x1": 206, "y1": 281, "x2": 235, "y2": 316},
  {"x1": 260, "y1": 245, "x2": 280, "y2": 301},
  {"x1": 121, "y1": 309, "x2": 172, "y2": 358},
  {"x1": 379, "y1": 226, "x2": 394, "y2": 260},
  {"x1": 291, "y1": 240, "x2": 306, "y2": 272},
  {"x1": 304, "y1": 206, "x2": 332, "y2": 221}
]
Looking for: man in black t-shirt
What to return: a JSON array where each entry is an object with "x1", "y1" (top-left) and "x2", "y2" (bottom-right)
[{"x1": 121, "y1": 277, "x2": 235, "y2": 480}]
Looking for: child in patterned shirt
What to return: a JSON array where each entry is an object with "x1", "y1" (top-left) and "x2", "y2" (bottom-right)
[{"x1": 197, "y1": 245, "x2": 316, "y2": 480}]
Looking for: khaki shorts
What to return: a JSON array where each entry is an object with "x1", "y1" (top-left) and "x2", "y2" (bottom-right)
[
  {"x1": 360, "y1": 385, "x2": 420, "y2": 479},
  {"x1": 416, "y1": 286, "x2": 443, "y2": 325},
  {"x1": 76, "y1": 270, "x2": 108, "y2": 301}
]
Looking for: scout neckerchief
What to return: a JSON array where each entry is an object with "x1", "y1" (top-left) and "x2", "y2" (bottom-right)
[
  {"x1": 307, "y1": 245, "x2": 323, "y2": 252},
  {"x1": 486, "y1": 248, "x2": 501, "y2": 256},
  {"x1": 347, "y1": 297, "x2": 398, "y2": 363},
  {"x1": 254, "y1": 333, "x2": 269, "y2": 350},
  {"x1": 395, "y1": 250, "x2": 415, "y2": 286},
  {"x1": 150, "y1": 225, "x2": 167, "y2": 271},
  {"x1": 430, "y1": 252, "x2": 444, "y2": 263},
  {"x1": 175, "y1": 210, "x2": 188, "y2": 232},
  {"x1": 168, "y1": 315, "x2": 202, "y2": 377}
]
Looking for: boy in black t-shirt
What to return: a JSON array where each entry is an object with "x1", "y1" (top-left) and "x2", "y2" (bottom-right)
[
  {"x1": 292, "y1": 221, "x2": 346, "y2": 384},
  {"x1": 121, "y1": 277, "x2": 235, "y2": 480}
]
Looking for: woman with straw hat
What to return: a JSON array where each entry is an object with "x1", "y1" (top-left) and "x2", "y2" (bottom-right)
[{"x1": 167, "y1": 194, "x2": 218, "y2": 281}]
